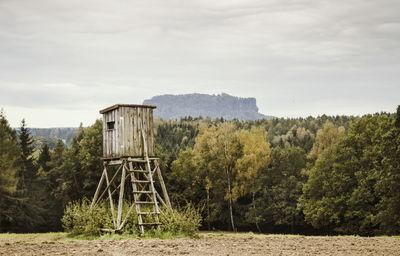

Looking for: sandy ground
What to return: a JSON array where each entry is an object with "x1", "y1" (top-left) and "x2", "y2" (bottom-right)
[{"x1": 0, "y1": 232, "x2": 399, "y2": 256}]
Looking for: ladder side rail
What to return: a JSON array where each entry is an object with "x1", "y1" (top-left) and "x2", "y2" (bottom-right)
[
  {"x1": 129, "y1": 162, "x2": 144, "y2": 234},
  {"x1": 141, "y1": 126, "x2": 160, "y2": 215}
]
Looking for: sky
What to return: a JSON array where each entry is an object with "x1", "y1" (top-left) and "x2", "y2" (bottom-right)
[{"x1": 0, "y1": 0, "x2": 399, "y2": 127}]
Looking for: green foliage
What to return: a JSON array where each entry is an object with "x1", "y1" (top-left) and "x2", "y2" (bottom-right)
[
  {"x1": 154, "y1": 119, "x2": 199, "y2": 188},
  {"x1": 158, "y1": 204, "x2": 202, "y2": 237},
  {"x1": 3, "y1": 108, "x2": 400, "y2": 236},
  {"x1": 62, "y1": 199, "x2": 138, "y2": 236},
  {"x1": 170, "y1": 123, "x2": 272, "y2": 231},
  {"x1": 37, "y1": 144, "x2": 51, "y2": 173},
  {"x1": 29, "y1": 127, "x2": 78, "y2": 147},
  {"x1": 17, "y1": 119, "x2": 36, "y2": 190},
  {"x1": 253, "y1": 147, "x2": 307, "y2": 230},
  {"x1": 36, "y1": 120, "x2": 103, "y2": 232},
  {"x1": 169, "y1": 148, "x2": 205, "y2": 206},
  {"x1": 62, "y1": 199, "x2": 201, "y2": 237},
  {"x1": 372, "y1": 109, "x2": 400, "y2": 235},
  {"x1": 0, "y1": 116, "x2": 20, "y2": 231},
  {"x1": 49, "y1": 120, "x2": 103, "y2": 209},
  {"x1": 251, "y1": 115, "x2": 357, "y2": 152},
  {"x1": 299, "y1": 113, "x2": 400, "y2": 235},
  {"x1": 32, "y1": 136, "x2": 60, "y2": 150},
  {"x1": 395, "y1": 105, "x2": 400, "y2": 128},
  {"x1": 193, "y1": 123, "x2": 242, "y2": 231},
  {"x1": 62, "y1": 199, "x2": 112, "y2": 236},
  {"x1": 78, "y1": 119, "x2": 103, "y2": 195},
  {"x1": 8, "y1": 119, "x2": 50, "y2": 232}
]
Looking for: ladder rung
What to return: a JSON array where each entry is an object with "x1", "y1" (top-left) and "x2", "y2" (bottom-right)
[
  {"x1": 133, "y1": 190, "x2": 153, "y2": 194},
  {"x1": 135, "y1": 201, "x2": 154, "y2": 204},
  {"x1": 138, "y1": 211, "x2": 157, "y2": 215},
  {"x1": 139, "y1": 223, "x2": 161, "y2": 226},
  {"x1": 130, "y1": 169, "x2": 148, "y2": 173},
  {"x1": 133, "y1": 180, "x2": 150, "y2": 183}
]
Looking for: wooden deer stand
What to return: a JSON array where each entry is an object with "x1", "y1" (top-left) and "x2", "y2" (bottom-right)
[{"x1": 91, "y1": 104, "x2": 171, "y2": 234}]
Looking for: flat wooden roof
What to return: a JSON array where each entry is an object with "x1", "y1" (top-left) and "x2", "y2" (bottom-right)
[{"x1": 99, "y1": 104, "x2": 156, "y2": 114}]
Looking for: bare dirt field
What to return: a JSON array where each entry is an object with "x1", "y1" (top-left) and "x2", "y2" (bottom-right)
[{"x1": 0, "y1": 232, "x2": 399, "y2": 256}]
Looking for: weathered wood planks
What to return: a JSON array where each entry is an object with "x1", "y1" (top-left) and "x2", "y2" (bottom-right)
[{"x1": 100, "y1": 105, "x2": 156, "y2": 158}]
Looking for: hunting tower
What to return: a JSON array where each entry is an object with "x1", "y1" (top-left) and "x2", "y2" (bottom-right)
[{"x1": 91, "y1": 104, "x2": 171, "y2": 234}]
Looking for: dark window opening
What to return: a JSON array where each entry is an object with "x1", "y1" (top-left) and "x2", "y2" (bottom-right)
[{"x1": 107, "y1": 121, "x2": 115, "y2": 130}]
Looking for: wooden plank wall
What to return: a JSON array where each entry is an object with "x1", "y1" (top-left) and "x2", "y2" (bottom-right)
[
  {"x1": 103, "y1": 106, "x2": 154, "y2": 158},
  {"x1": 103, "y1": 108, "x2": 119, "y2": 158}
]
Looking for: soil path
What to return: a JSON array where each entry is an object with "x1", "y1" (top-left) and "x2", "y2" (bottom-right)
[{"x1": 0, "y1": 233, "x2": 399, "y2": 255}]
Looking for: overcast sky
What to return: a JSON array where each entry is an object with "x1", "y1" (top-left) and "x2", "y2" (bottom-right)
[{"x1": 0, "y1": 0, "x2": 399, "y2": 127}]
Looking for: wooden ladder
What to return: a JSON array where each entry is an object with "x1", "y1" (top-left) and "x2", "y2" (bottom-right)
[{"x1": 128, "y1": 127, "x2": 161, "y2": 235}]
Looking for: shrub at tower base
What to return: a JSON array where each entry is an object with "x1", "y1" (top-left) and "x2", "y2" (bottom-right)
[{"x1": 61, "y1": 198, "x2": 202, "y2": 237}]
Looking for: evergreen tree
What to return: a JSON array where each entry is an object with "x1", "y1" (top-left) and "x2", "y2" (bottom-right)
[
  {"x1": 11, "y1": 119, "x2": 47, "y2": 232},
  {"x1": 0, "y1": 115, "x2": 20, "y2": 231},
  {"x1": 17, "y1": 119, "x2": 36, "y2": 191},
  {"x1": 38, "y1": 140, "x2": 65, "y2": 230},
  {"x1": 51, "y1": 120, "x2": 102, "y2": 211},
  {"x1": 53, "y1": 134, "x2": 83, "y2": 205},
  {"x1": 36, "y1": 143, "x2": 60, "y2": 231},
  {"x1": 38, "y1": 144, "x2": 51, "y2": 173}
]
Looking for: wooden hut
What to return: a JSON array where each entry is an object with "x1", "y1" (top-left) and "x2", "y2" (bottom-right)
[{"x1": 99, "y1": 104, "x2": 156, "y2": 159}]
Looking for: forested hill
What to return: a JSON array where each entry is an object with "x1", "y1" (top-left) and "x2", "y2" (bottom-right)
[
  {"x1": 28, "y1": 127, "x2": 77, "y2": 141},
  {"x1": 15, "y1": 127, "x2": 78, "y2": 148},
  {"x1": 143, "y1": 93, "x2": 274, "y2": 120}
]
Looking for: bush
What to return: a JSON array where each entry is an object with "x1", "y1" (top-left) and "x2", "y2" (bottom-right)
[
  {"x1": 62, "y1": 199, "x2": 201, "y2": 237},
  {"x1": 159, "y1": 203, "x2": 202, "y2": 237},
  {"x1": 61, "y1": 198, "x2": 138, "y2": 236}
]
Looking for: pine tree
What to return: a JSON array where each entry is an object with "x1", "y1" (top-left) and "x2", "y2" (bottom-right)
[
  {"x1": 38, "y1": 144, "x2": 51, "y2": 173},
  {"x1": 11, "y1": 119, "x2": 46, "y2": 232},
  {"x1": 38, "y1": 140, "x2": 65, "y2": 231},
  {"x1": 0, "y1": 115, "x2": 20, "y2": 231},
  {"x1": 16, "y1": 119, "x2": 36, "y2": 191}
]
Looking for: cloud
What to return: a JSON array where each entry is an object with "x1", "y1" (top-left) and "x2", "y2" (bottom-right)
[{"x1": 0, "y1": 0, "x2": 399, "y2": 126}]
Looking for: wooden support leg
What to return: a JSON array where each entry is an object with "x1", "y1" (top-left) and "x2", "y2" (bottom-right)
[
  {"x1": 96, "y1": 157, "x2": 169, "y2": 234},
  {"x1": 104, "y1": 167, "x2": 117, "y2": 229},
  {"x1": 91, "y1": 167, "x2": 106, "y2": 209},
  {"x1": 117, "y1": 162, "x2": 127, "y2": 228},
  {"x1": 96, "y1": 164, "x2": 123, "y2": 206},
  {"x1": 155, "y1": 160, "x2": 172, "y2": 209}
]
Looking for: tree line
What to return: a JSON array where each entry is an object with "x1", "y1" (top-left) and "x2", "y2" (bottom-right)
[
  {"x1": 0, "y1": 107, "x2": 399, "y2": 235},
  {"x1": 0, "y1": 117, "x2": 103, "y2": 232}
]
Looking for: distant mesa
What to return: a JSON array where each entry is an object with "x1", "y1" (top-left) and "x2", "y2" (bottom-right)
[{"x1": 143, "y1": 93, "x2": 274, "y2": 121}]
